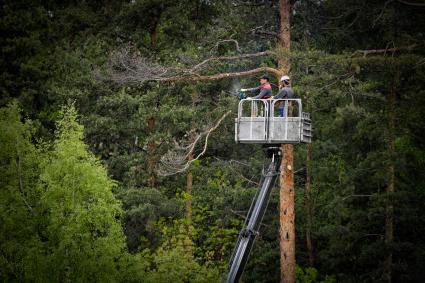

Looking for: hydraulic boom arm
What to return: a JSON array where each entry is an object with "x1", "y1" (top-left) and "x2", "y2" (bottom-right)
[{"x1": 226, "y1": 146, "x2": 282, "y2": 283}]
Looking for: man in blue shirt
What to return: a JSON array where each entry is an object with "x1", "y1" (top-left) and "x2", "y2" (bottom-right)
[{"x1": 274, "y1": 75, "x2": 294, "y2": 117}]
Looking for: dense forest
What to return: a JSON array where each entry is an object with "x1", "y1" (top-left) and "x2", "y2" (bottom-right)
[{"x1": 1, "y1": 0, "x2": 425, "y2": 282}]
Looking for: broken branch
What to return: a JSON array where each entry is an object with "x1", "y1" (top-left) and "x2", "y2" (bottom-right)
[
  {"x1": 158, "y1": 110, "x2": 232, "y2": 176},
  {"x1": 106, "y1": 47, "x2": 281, "y2": 85}
]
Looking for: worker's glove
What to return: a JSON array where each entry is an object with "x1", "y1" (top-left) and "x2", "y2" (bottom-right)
[
  {"x1": 246, "y1": 97, "x2": 252, "y2": 100},
  {"x1": 240, "y1": 88, "x2": 247, "y2": 92}
]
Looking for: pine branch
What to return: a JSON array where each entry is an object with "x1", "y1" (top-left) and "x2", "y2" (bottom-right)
[{"x1": 352, "y1": 44, "x2": 418, "y2": 57}]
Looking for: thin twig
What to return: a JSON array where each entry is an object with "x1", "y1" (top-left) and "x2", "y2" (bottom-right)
[{"x1": 213, "y1": 39, "x2": 241, "y2": 53}]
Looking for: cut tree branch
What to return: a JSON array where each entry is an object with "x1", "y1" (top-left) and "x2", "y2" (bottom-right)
[{"x1": 105, "y1": 48, "x2": 280, "y2": 85}]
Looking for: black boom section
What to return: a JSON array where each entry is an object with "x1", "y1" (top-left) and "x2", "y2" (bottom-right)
[{"x1": 226, "y1": 146, "x2": 282, "y2": 283}]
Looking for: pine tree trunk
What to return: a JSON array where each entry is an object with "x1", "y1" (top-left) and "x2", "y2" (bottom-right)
[
  {"x1": 278, "y1": 1, "x2": 295, "y2": 282},
  {"x1": 384, "y1": 82, "x2": 396, "y2": 283},
  {"x1": 147, "y1": 117, "x2": 156, "y2": 187},
  {"x1": 278, "y1": 0, "x2": 291, "y2": 60},
  {"x1": 149, "y1": 10, "x2": 161, "y2": 49},
  {"x1": 150, "y1": 21, "x2": 158, "y2": 49},
  {"x1": 280, "y1": 144, "x2": 295, "y2": 283}
]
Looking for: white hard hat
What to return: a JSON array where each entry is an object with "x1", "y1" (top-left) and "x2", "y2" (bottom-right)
[{"x1": 280, "y1": 75, "x2": 290, "y2": 81}]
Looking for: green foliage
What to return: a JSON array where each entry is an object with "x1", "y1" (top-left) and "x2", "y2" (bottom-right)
[
  {"x1": 296, "y1": 266, "x2": 336, "y2": 283},
  {"x1": 1, "y1": 103, "x2": 146, "y2": 282},
  {"x1": 145, "y1": 245, "x2": 220, "y2": 283},
  {"x1": 30, "y1": 104, "x2": 128, "y2": 281},
  {"x1": 2, "y1": 0, "x2": 425, "y2": 282},
  {"x1": 117, "y1": 186, "x2": 182, "y2": 251},
  {"x1": 0, "y1": 102, "x2": 40, "y2": 281}
]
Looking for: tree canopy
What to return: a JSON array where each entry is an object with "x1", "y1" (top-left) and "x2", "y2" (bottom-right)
[{"x1": 1, "y1": 0, "x2": 425, "y2": 282}]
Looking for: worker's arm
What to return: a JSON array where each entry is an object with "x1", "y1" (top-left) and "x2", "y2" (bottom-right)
[
  {"x1": 240, "y1": 86, "x2": 260, "y2": 93},
  {"x1": 253, "y1": 84, "x2": 272, "y2": 99},
  {"x1": 274, "y1": 87, "x2": 294, "y2": 99},
  {"x1": 252, "y1": 91, "x2": 266, "y2": 99},
  {"x1": 274, "y1": 89, "x2": 287, "y2": 99}
]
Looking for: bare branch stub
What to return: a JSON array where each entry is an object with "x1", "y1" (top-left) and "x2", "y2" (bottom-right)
[
  {"x1": 251, "y1": 26, "x2": 279, "y2": 39},
  {"x1": 158, "y1": 110, "x2": 231, "y2": 176}
]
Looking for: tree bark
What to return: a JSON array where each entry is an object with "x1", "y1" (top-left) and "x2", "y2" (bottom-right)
[
  {"x1": 278, "y1": 0, "x2": 291, "y2": 67},
  {"x1": 149, "y1": 17, "x2": 159, "y2": 49},
  {"x1": 280, "y1": 144, "x2": 295, "y2": 283},
  {"x1": 384, "y1": 80, "x2": 396, "y2": 283},
  {"x1": 278, "y1": 1, "x2": 295, "y2": 283}
]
